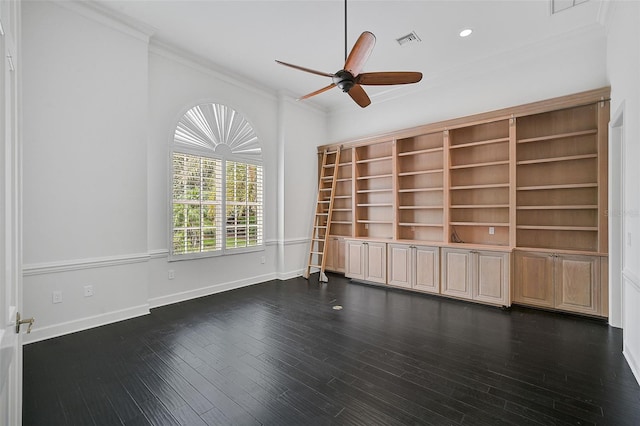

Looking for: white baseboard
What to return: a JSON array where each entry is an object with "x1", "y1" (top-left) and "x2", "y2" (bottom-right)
[
  {"x1": 624, "y1": 345, "x2": 640, "y2": 386},
  {"x1": 23, "y1": 304, "x2": 150, "y2": 345},
  {"x1": 276, "y1": 268, "x2": 305, "y2": 280},
  {"x1": 148, "y1": 272, "x2": 278, "y2": 309}
]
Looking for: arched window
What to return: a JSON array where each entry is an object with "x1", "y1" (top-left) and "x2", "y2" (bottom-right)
[{"x1": 171, "y1": 103, "x2": 263, "y2": 257}]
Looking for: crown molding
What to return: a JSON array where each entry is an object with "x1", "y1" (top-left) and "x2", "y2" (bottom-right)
[
  {"x1": 149, "y1": 38, "x2": 277, "y2": 103},
  {"x1": 52, "y1": 0, "x2": 155, "y2": 43}
]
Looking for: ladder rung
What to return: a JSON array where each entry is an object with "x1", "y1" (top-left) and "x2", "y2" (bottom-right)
[
  {"x1": 310, "y1": 264, "x2": 322, "y2": 268},
  {"x1": 315, "y1": 225, "x2": 327, "y2": 228},
  {"x1": 316, "y1": 213, "x2": 328, "y2": 216},
  {"x1": 312, "y1": 238, "x2": 324, "y2": 242},
  {"x1": 310, "y1": 251, "x2": 324, "y2": 256}
]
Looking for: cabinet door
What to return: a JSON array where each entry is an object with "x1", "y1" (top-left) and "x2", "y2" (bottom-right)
[
  {"x1": 387, "y1": 244, "x2": 411, "y2": 288},
  {"x1": 345, "y1": 240, "x2": 365, "y2": 280},
  {"x1": 415, "y1": 245, "x2": 440, "y2": 294},
  {"x1": 441, "y1": 248, "x2": 472, "y2": 299},
  {"x1": 365, "y1": 242, "x2": 387, "y2": 284},
  {"x1": 474, "y1": 251, "x2": 510, "y2": 305},
  {"x1": 554, "y1": 254, "x2": 600, "y2": 315},
  {"x1": 513, "y1": 251, "x2": 554, "y2": 308},
  {"x1": 325, "y1": 237, "x2": 346, "y2": 273},
  {"x1": 334, "y1": 238, "x2": 346, "y2": 273}
]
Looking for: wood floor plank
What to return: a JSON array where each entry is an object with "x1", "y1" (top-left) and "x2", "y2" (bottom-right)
[{"x1": 23, "y1": 274, "x2": 640, "y2": 426}]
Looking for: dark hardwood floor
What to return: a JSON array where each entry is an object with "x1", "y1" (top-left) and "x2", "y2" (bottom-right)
[{"x1": 24, "y1": 273, "x2": 640, "y2": 425}]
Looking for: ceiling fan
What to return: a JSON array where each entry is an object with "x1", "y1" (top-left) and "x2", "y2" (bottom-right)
[{"x1": 275, "y1": 1, "x2": 422, "y2": 108}]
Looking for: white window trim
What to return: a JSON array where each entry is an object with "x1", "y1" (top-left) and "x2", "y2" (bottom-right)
[{"x1": 167, "y1": 104, "x2": 265, "y2": 261}]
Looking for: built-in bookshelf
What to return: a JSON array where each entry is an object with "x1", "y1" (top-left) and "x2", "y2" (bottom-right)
[
  {"x1": 329, "y1": 147, "x2": 354, "y2": 238},
  {"x1": 515, "y1": 103, "x2": 602, "y2": 252},
  {"x1": 448, "y1": 120, "x2": 511, "y2": 246},
  {"x1": 395, "y1": 132, "x2": 445, "y2": 243},
  {"x1": 318, "y1": 87, "x2": 610, "y2": 318},
  {"x1": 354, "y1": 141, "x2": 394, "y2": 239}
]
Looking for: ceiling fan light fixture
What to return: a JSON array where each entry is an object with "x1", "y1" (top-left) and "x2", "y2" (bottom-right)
[{"x1": 459, "y1": 28, "x2": 473, "y2": 38}]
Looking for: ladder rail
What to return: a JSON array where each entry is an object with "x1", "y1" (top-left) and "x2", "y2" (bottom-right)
[{"x1": 304, "y1": 147, "x2": 341, "y2": 281}]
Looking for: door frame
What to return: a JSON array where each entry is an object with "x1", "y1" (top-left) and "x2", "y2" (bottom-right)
[
  {"x1": 0, "y1": 1, "x2": 23, "y2": 424},
  {"x1": 609, "y1": 103, "x2": 625, "y2": 328}
]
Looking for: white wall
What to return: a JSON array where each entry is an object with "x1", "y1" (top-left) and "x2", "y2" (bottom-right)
[
  {"x1": 605, "y1": 0, "x2": 640, "y2": 384},
  {"x1": 21, "y1": 1, "x2": 326, "y2": 342},
  {"x1": 22, "y1": 0, "x2": 151, "y2": 340},
  {"x1": 278, "y1": 97, "x2": 327, "y2": 277}
]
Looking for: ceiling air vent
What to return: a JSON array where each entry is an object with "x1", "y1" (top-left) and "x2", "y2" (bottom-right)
[{"x1": 396, "y1": 31, "x2": 421, "y2": 47}]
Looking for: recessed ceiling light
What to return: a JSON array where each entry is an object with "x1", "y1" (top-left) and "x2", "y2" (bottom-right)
[{"x1": 459, "y1": 28, "x2": 473, "y2": 38}]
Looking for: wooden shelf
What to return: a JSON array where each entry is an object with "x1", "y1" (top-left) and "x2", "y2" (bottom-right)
[
  {"x1": 451, "y1": 222, "x2": 509, "y2": 227},
  {"x1": 398, "y1": 169, "x2": 443, "y2": 177},
  {"x1": 398, "y1": 188, "x2": 443, "y2": 193},
  {"x1": 357, "y1": 188, "x2": 393, "y2": 194},
  {"x1": 357, "y1": 220, "x2": 393, "y2": 224},
  {"x1": 397, "y1": 147, "x2": 444, "y2": 156},
  {"x1": 517, "y1": 225, "x2": 598, "y2": 231},
  {"x1": 517, "y1": 205, "x2": 597, "y2": 210},
  {"x1": 517, "y1": 129, "x2": 597, "y2": 144},
  {"x1": 356, "y1": 156, "x2": 392, "y2": 164},
  {"x1": 357, "y1": 203, "x2": 393, "y2": 207},
  {"x1": 398, "y1": 205, "x2": 443, "y2": 210},
  {"x1": 449, "y1": 136, "x2": 509, "y2": 150},
  {"x1": 357, "y1": 174, "x2": 393, "y2": 180},
  {"x1": 398, "y1": 222, "x2": 443, "y2": 227},
  {"x1": 516, "y1": 183, "x2": 597, "y2": 191},
  {"x1": 450, "y1": 160, "x2": 509, "y2": 170},
  {"x1": 451, "y1": 183, "x2": 510, "y2": 190},
  {"x1": 516, "y1": 153, "x2": 597, "y2": 166},
  {"x1": 451, "y1": 204, "x2": 509, "y2": 209}
]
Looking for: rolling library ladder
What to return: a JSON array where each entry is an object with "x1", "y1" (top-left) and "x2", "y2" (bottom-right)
[{"x1": 303, "y1": 147, "x2": 342, "y2": 282}]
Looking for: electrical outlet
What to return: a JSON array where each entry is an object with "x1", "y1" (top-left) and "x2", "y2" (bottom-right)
[
  {"x1": 83, "y1": 285, "x2": 94, "y2": 297},
  {"x1": 489, "y1": 227, "x2": 495, "y2": 235},
  {"x1": 260, "y1": 256, "x2": 265, "y2": 264},
  {"x1": 168, "y1": 270, "x2": 175, "y2": 280},
  {"x1": 52, "y1": 291, "x2": 62, "y2": 304}
]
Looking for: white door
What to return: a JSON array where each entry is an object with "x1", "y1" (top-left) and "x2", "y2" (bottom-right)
[{"x1": 0, "y1": 2, "x2": 24, "y2": 425}]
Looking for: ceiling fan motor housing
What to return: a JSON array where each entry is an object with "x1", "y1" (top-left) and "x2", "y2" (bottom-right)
[{"x1": 333, "y1": 70, "x2": 356, "y2": 92}]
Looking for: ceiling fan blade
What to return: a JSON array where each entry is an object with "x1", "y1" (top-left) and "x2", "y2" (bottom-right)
[
  {"x1": 344, "y1": 31, "x2": 376, "y2": 76},
  {"x1": 298, "y1": 84, "x2": 336, "y2": 100},
  {"x1": 275, "y1": 60, "x2": 334, "y2": 78},
  {"x1": 357, "y1": 71, "x2": 423, "y2": 86},
  {"x1": 348, "y1": 84, "x2": 371, "y2": 108}
]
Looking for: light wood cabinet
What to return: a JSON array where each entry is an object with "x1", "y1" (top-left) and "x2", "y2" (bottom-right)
[
  {"x1": 514, "y1": 250, "x2": 603, "y2": 316},
  {"x1": 387, "y1": 243, "x2": 439, "y2": 293},
  {"x1": 324, "y1": 236, "x2": 346, "y2": 273},
  {"x1": 441, "y1": 248, "x2": 510, "y2": 306},
  {"x1": 345, "y1": 240, "x2": 386, "y2": 284}
]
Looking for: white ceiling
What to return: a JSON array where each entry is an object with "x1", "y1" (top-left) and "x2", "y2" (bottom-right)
[{"x1": 97, "y1": 0, "x2": 606, "y2": 111}]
